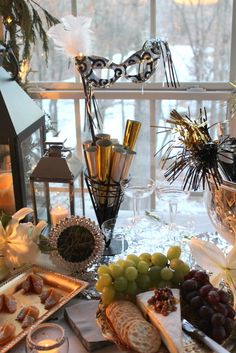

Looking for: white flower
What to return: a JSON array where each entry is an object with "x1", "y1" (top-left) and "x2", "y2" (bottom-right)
[
  {"x1": 47, "y1": 15, "x2": 94, "y2": 58},
  {"x1": 189, "y1": 238, "x2": 236, "y2": 308},
  {"x1": 0, "y1": 208, "x2": 46, "y2": 270}
]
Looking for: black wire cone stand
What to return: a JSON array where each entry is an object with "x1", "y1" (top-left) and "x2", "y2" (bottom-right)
[{"x1": 84, "y1": 172, "x2": 128, "y2": 256}]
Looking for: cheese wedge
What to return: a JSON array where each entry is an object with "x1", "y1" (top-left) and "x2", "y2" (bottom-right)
[{"x1": 136, "y1": 289, "x2": 183, "y2": 353}]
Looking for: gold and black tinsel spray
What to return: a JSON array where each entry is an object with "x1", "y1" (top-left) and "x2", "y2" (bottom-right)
[{"x1": 155, "y1": 109, "x2": 231, "y2": 191}]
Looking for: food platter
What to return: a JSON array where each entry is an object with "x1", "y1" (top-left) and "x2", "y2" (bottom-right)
[
  {"x1": 96, "y1": 301, "x2": 215, "y2": 353},
  {"x1": 0, "y1": 265, "x2": 88, "y2": 352}
]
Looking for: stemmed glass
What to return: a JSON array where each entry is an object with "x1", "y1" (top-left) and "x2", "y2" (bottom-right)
[
  {"x1": 156, "y1": 180, "x2": 189, "y2": 244},
  {"x1": 101, "y1": 217, "x2": 127, "y2": 258},
  {"x1": 120, "y1": 176, "x2": 156, "y2": 234}
]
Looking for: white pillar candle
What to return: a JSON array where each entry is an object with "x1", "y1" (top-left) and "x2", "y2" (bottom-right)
[
  {"x1": 50, "y1": 205, "x2": 69, "y2": 226},
  {"x1": 36, "y1": 339, "x2": 58, "y2": 353}
]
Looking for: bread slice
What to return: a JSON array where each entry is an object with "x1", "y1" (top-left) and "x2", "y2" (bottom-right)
[{"x1": 137, "y1": 289, "x2": 183, "y2": 353}]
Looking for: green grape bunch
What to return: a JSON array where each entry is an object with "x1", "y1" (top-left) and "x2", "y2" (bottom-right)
[{"x1": 96, "y1": 246, "x2": 190, "y2": 306}]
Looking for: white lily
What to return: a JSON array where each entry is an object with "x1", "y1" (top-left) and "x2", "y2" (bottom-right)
[
  {"x1": 189, "y1": 238, "x2": 236, "y2": 308},
  {"x1": 0, "y1": 208, "x2": 47, "y2": 271}
]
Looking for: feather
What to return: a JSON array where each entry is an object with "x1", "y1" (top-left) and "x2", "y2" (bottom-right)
[{"x1": 47, "y1": 15, "x2": 93, "y2": 57}]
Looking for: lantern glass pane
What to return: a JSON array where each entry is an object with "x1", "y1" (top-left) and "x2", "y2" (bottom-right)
[
  {"x1": 49, "y1": 182, "x2": 70, "y2": 210},
  {"x1": 21, "y1": 129, "x2": 42, "y2": 207},
  {"x1": 0, "y1": 144, "x2": 15, "y2": 214},
  {"x1": 33, "y1": 181, "x2": 71, "y2": 223}
]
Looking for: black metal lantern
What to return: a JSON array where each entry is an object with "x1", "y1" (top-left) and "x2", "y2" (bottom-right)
[
  {"x1": 0, "y1": 67, "x2": 45, "y2": 214},
  {"x1": 30, "y1": 141, "x2": 84, "y2": 225}
]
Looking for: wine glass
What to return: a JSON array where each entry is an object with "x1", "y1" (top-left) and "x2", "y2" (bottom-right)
[
  {"x1": 156, "y1": 180, "x2": 189, "y2": 245},
  {"x1": 26, "y1": 323, "x2": 69, "y2": 353},
  {"x1": 120, "y1": 176, "x2": 156, "y2": 233}
]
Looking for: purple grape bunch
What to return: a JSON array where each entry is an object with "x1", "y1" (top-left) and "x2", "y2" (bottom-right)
[{"x1": 181, "y1": 269, "x2": 235, "y2": 343}]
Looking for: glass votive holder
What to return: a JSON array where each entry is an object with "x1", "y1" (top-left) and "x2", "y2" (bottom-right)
[
  {"x1": 101, "y1": 217, "x2": 128, "y2": 257},
  {"x1": 26, "y1": 323, "x2": 69, "y2": 353}
]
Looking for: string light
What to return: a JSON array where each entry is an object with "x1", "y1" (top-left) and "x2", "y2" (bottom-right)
[{"x1": 5, "y1": 16, "x2": 13, "y2": 25}]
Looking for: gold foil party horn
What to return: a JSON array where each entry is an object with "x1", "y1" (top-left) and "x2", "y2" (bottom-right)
[
  {"x1": 95, "y1": 133, "x2": 111, "y2": 141},
  {"x1": 121, "y1": 150, "x2": 136, "y2": 179},
  {"x1": 110, "y1": 147, "x2": 127, "y2": 182},
  {"x1": 83, "y1": 140, "x2": 93, "y2": 150},
  {"x1": 84, "y1": 146, "x2": 98, "y2": 178},
  {"x1": 96, "y1": 139, "x2": 112, "y2": 183},
  {"x1": 123, "y1": 120, "x2": 141, "y2": 150}
]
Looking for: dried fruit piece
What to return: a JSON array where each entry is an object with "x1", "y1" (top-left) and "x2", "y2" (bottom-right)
[
  {"x1": 16, "y1": 307, "x2": 28, "y2": 322},
  {"x1": 16, "y1": 305, "x2": 40, "y2": 328},
  {"x1": 31, "y1": 274, "x2": 44, "y2": 294},
  {"x1": 4, "y1": 294, "x2": 17, "y2": 313},
  {"x1": 21, "y1": 275, "x2": 31, "y2": 293},
  {"x1": 44, "y1": 288, "x2": 61, "y2": 309},
  {"x1": 40, "y1": 288, "x2": 61, "y2": 309},
  {"x1": 21, "y1": 274, "x2": 44, "y2": 294},
  {"x1": 0, "y1": 323, "x2": 16, "y2": 345},
  {"x1": 40, "y1": 288, "x2": 51, "y2": 304},
  {"x1": 0, "y1": 294, "x2": 17, "y2": 313}
]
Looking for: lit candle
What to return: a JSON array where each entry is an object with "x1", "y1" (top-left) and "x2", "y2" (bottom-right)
[
  {"x1": 50, "y1": 205, "x2": 69, "y2": 226},
  {"x1": 36, "y1": 339, "x2": 58, "y2": 353},
  {"x1": 0, "y1": 173, "x2": 15, "y2": 214}
]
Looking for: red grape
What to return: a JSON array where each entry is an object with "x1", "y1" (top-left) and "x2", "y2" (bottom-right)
[
  {"x1": 198, "y1": 319, "x2": 211, "y2": 335},
  {"x1": 194, "y1": 271, "x2": 209, "y2": 285},
  {"x1": 184, "y1": 269, "x2": 197, "y2": 280},
  {"x1": 224, "y1": 317, "x2": 235, "y2": 336},
  {"x1": 181, "y1": 279, "x2": 198, "y2": 292},
  {"x1": 190, "y1": 296, "x2": 204, "y2": 309},
  {"x1": 212, "y1": 326, "x2": 226, "y2": 343},
  {"x1": 199, "y1": 305, "x2": 214, "y2": 319},
  {"x1": 199, "y1": 284, "x2": 213, "y2": 298},
  {"x1": 217, "y1": 289, "x2": 229, "y2": 304},
  {"x1": 185, "y1": 290, "x2": 199, "y2": 302},
  {"x1": 213, "y1": 303, "x2": 228, "y2": 317},
  {"x1": 225, "y1": 304, "x2": 236, "y2": 319},
  {"x1": 207, "y1": 290, "x2": 220, "y2": 305},
  {"x1": 211, "y1": 313, "x2": 225, "y2": 326}
]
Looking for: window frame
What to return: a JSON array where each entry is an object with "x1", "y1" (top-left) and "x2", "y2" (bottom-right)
[{"x1": 28, "y1": 0, "x2": 236, "y2": 186}]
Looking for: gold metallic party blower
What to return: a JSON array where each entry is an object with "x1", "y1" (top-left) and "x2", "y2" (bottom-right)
[
  {"x1": 83, "y1": 121, "x2": 140, "y2": 227},
  {"x1": 123, "y1": 119, "x2": 141, "y2": 151}
]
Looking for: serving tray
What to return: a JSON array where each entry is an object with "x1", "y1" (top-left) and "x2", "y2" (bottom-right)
[
  {"x1": 0, "y1": 265, "x2": 88, "y2": 352},
  {"x1": 96, "y1": 302, "x2": 224, "y2": 353}
]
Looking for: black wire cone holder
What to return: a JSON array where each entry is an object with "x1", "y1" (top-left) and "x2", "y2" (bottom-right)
[{"x1": 84, "y1": 172, "x2": 124, "y2": 228}]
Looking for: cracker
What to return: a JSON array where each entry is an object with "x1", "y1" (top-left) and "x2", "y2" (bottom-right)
[
  {"x1": 106, "y1": 300, "x2": 161, "y2": 353},
  {"x1": 127, "y1": 320, "x2": 161, "y2": 353}
]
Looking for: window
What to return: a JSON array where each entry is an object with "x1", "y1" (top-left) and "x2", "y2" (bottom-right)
[{"x1": 29, "y1": 0, "x2": 236, "y2": 213}]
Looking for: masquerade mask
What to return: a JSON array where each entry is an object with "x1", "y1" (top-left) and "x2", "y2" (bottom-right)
[{"x1": 75, "y1": 39, "x2": 179, "y2": 88}]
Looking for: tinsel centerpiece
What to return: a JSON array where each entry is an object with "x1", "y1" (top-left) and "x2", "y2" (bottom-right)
[{"x1": 157, "y1": 109, "x2": 230, "y2": 191}]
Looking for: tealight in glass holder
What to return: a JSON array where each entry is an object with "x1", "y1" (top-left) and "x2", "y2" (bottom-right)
[{"x1": 26, "y1": 323, "x2": 69, "y2": 353}]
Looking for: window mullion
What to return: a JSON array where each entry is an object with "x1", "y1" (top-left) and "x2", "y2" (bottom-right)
[{"x1": 230, "y1": 0, "x2": 236, "y2": 82}]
